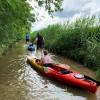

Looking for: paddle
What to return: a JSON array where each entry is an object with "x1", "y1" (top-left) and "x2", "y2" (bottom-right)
[{"x1": 84, "y1": 75, "x2": 100, "y2": 86}]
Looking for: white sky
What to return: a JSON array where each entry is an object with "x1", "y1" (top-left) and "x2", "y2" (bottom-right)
[{"x1": 29, "y1": 0, "x2": 100, "y2": 31}]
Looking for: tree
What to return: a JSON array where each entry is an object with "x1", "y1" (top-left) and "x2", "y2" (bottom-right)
[{"x1": 0, "y1": 0, "x2": 63, "y2": 45}]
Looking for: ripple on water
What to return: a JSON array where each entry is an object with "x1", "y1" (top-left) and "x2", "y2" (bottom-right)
[{"x1": 0, "y1": 42, "x2": 99, "y2": 100}]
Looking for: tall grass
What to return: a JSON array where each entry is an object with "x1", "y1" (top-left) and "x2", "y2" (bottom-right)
[{"x1": 31, "y1": 16, "x2": 100, "y2": 78}]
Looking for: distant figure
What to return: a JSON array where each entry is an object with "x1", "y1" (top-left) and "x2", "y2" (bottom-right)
[
  {"x1": 26, "y1": 34, "x2": 30, "y2": 43},
  {"x1": 34, "y1": 32, "x2": 44, "y2": 58}
]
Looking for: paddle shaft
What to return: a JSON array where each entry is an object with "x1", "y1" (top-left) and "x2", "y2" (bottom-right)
[{"x1": 84, "y1": 75, "x2": 100, "y2": 86}]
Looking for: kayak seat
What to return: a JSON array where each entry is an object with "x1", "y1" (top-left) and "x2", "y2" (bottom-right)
[{"x1": 60, "y1": 69, "x2": 72, "y2": 74}]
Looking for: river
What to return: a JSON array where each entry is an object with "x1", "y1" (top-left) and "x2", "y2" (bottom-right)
[{"x1": 0, "y1": 41, "x2": 100, "y2": 100}]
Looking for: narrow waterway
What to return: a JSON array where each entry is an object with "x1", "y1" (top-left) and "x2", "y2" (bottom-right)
[{"x1": 0, "y1": 41, "x2": 100, "y2": 100}]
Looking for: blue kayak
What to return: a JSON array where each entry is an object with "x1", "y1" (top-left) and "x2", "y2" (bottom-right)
[{"x1": 27, "y1": 43, "x2": 35, "y2": 51}]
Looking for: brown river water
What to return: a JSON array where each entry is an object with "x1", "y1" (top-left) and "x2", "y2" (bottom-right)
[{"x1": 0, "y1": 41, "x2": 100, "y2": 100}]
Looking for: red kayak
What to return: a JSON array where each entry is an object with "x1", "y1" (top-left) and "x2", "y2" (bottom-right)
[{"x1": 27, "y1": 56, "x2": 99, "y2": 93}]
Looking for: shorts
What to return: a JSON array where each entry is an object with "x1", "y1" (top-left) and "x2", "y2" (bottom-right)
[
  {"x1": 26, "y1": 39, "x2": 29, "y2": 42},
  {"x1": 37, "y1": 44, "x2": 44, "y2": 49}
]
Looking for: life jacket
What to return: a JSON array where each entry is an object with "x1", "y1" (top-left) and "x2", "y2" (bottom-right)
[{"x1": 37, "y1": 35, "x2": 44, "y2": 45}]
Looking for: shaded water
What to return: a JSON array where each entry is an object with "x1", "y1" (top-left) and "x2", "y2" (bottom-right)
[{"x1": 0, "y1": 41, "x2": 100, "y2": 100}]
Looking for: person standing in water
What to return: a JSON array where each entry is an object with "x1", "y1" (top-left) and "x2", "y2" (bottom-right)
[
  {"x1": 34, "y1": 32, "x2": 44, "y2": 58},
  {"x1": 25, "y1": 34, "x2": 30, "y2": 43}
]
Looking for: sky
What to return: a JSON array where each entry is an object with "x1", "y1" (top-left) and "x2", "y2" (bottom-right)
[{"x1": 29, "y1": 0, "x2": 100, "y2": 31}]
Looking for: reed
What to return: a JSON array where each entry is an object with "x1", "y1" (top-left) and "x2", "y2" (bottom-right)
[{"x1": 31, "y1": 16, "x2": 100, "y2": 78}]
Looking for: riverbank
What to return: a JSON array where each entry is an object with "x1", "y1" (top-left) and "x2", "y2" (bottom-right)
[{"x1": 0, "y1": 39, "x2": 22, "y2": 57}]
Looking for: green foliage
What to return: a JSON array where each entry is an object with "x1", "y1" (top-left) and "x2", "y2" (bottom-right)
[
  {"x1": 35, "y1": 0, "x2": 63, "y2": 14},
  {"x1": 0, "y1": 0, "x2": 32, "y2": 39},
  {"x1": 30, "y1": 31, "x2": 37, "y2": 41},
  {"x1": 96, "y1": 66, "x2": 100, "y2": 80},
  {"x1": 33, "y1": 16, "x2": 100, "y2": 77},
  {"x1": 0, "y1": 0, "x2": 33, "y2": 54}
]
